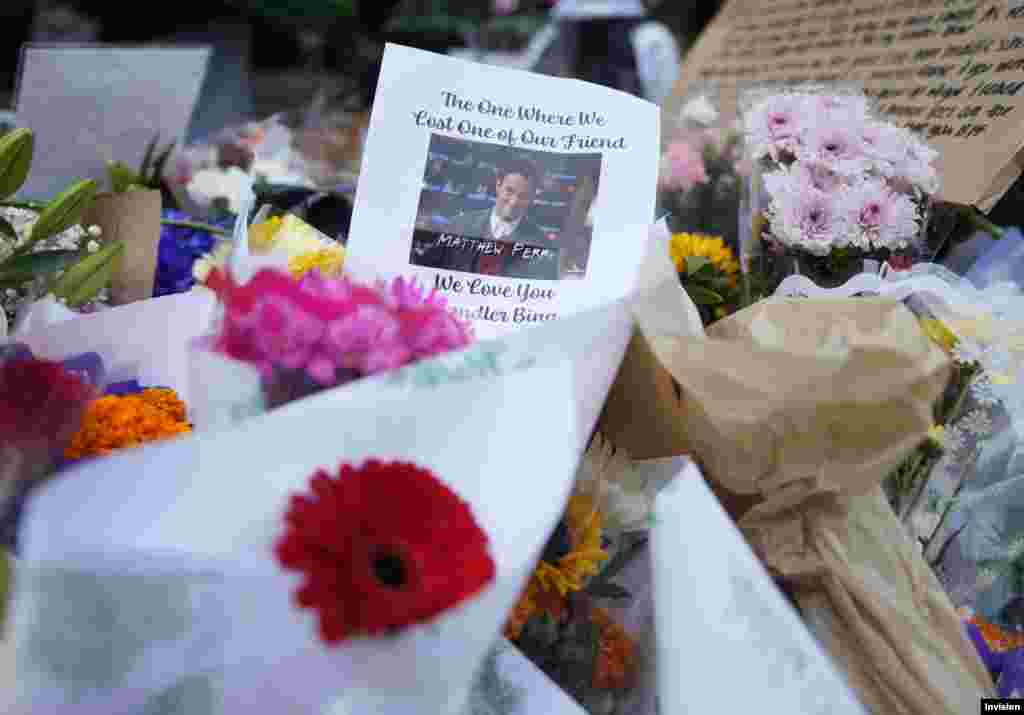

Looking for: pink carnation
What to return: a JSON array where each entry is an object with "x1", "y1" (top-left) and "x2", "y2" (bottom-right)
[{"x1": 660, "y1": 140, "x2": 708, "y2": 192}]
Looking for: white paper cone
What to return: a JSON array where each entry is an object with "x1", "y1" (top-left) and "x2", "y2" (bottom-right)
[
  {"x1": 10, "y1": 298, "x2": 634, "y2": 714},
  {"x1": 651, "y1": 461, "x2": 867, "y2": 714}
]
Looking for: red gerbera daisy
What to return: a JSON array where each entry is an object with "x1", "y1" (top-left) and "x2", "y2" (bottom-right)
[{"x1": 275, "y1": 460, "x2": 496, "y2": 644}]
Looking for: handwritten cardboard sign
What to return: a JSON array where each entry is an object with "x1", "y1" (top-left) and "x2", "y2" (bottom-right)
[
  {"x1": 14, "y1": 44, "x2": 210, "y2": 201},
  {"x1": 345, "y1": 44, "x2": 658, "y2": 340},
  {"x1": 673, "y1": 0, "x2": 1024, "y2": 209}
]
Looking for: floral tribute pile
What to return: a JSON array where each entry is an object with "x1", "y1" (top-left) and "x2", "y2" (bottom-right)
[{"x1": 205, "y1": 267, "x2": 473, "y2": 407}]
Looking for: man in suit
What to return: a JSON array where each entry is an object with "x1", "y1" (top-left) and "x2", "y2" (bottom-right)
[{"x1": 425, "y1": 158, "x2": 559, "y2": 280}]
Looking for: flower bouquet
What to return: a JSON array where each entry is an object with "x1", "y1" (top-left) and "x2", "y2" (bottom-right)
[
  {"x1": 505, "y1": 434, "x2": 651, "y2": 714},
  {"x1": 5, "y1": 293, "x2": 636, "y2": 714},
  {"x1": 658, "y1": 90, "x2": 748, "y2": 251},
  {"x1": 741, "y1": 86, "x2": 938, "y2": 292}
]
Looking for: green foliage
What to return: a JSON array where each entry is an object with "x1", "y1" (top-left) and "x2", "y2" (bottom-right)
[{"x1": 0, "y1": 129, "x2": 111, "y2": 308}]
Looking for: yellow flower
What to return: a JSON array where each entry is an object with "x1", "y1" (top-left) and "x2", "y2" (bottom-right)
[
  {"x1": 669, "y1": 233, "x2": 740, "y2": 278},
  {"x1": 504, "y1": 494, "x2": 611, "y2": 638},
  {"x1": 927, "y1": 424, "x2": 945, "y2": 449},
  {"x1": 534, "y1": 494, "x2": 609, "y2": 597},
  {"x1": 288, "y1": 246, "x2": 346, "y2": 278},
  {"x1": 192, "y1": 241, "x2": 232, "y2": 283},
  {"x1": 248, "y1": 215, "x2": 284, "y2": 251},
  {"x1": 919, "y1": 318, "x2": 958, "y2": 353}
]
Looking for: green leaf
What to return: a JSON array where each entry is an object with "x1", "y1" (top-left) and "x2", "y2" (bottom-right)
[
  {"x1": 24, "y1": 179, "x2": 98, "y2": 251},
  {"x1": 0, "y1": 249, "x2": 82, "y2": 282},
  {"x1": 51, "y1": 239, "x2": 123, "y2": 307},
  {"x1": 587, "y1": 582, "x2": 632, "y2": 601},
  {"x1": 0, "y1": 215, "x2": 16, "y2": 243},
  {"x1": 139, "y1": 133, "x2": 159, "y2": 177},
  {"x1": 150, "y1": 141, "x2": 176, "y2": 186},
  {"x1": 0, "y1": 549, "x2": 9, "y2": 633},
  {"x1": 0, "y1": 128, "x2": 33, "y2": 200},
  {"x1": 685, "y1": 255, "x2": 710, "y2": 276},
  {"x1": 108, "y1": 161, "x2": 143, "y2": 194},
  {"x1": 686, "y1": 283, "x2": 725, "y2": 305}
]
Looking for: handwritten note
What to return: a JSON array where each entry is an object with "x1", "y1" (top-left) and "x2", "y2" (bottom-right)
[{"x1": 675, "y1": 0, "x2": 1024, "y2": 209}]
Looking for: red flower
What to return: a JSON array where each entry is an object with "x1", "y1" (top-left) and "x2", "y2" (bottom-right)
[
  {"x1": 888, "y1": 254, "x2": 914, "y2": 271},
  {"x1": 275, "y1": 460, "x2": 496, "y2": 644},
  {"x1": 0, "y1": 359, "x2": 96, "y2": 454}
]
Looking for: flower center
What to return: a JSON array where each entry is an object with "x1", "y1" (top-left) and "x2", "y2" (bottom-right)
[{"x1": 372, "y1": 551, "x2": 408, "y2": 589}]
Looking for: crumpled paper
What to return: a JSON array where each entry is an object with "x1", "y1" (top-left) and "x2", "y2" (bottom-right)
[{"x1": 601, "y1": 234, "x2": 996, "y2": 712}]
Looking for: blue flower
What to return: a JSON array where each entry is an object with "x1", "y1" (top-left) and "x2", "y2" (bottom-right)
[{"x1": 153, "y1": 210, "x2": 231, "y2": 297}]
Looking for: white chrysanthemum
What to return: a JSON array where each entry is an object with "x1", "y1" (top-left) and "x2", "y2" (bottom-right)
[
  {"x1": 953, "y1": 339, "x2": 984, "y2": 365},
  {"x1": 944, "y1": 424, "x2": 968, "y2": 454},
  {"x1": 971, "y1": 374, "x2": 1002, "y2": 406},
  {"x1": 960, "y1": 409, "x2": 993, "y2": 437},
  {"x1": 679, "y1": 95, "x2": 719, "y2": 126}
]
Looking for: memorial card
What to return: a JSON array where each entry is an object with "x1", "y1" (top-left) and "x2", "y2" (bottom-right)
[
  {"x1": 346, "y1": 44, "x2": 659, "y2": 339},
  {"x1": 15, "y1": 45, "x2": 210, "y2": 200},
  {"x1": 674, "y1": 0, "x2": 1024, "y2": 209}
]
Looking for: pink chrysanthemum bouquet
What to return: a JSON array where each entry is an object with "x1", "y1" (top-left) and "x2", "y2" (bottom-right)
[
  {"x1": 741, "y1": 87, "x2": 939, "y2": 289},
  {"x1": 205, "y1": 267, "x2": 474, "y2": 408}
]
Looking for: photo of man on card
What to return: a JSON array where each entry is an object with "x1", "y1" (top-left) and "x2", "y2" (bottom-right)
[{"x1": 411, "y1": 135, "x2": 602, "y2": 281}]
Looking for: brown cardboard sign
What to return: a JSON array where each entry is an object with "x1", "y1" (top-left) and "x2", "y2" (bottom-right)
[{"x1": 673, "y1": 0, "x2": 1024, "y2": 209}]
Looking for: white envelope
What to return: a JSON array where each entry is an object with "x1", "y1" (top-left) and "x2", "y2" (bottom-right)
[
  {"x1": 9, "y1": 296, "x2": 635, "y2": 715},
  {"x1": 652, "y1": 461, "x2": 867, "y2": 714}
]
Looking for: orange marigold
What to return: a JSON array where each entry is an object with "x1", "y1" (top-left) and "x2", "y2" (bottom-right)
[
  {"x1": 591, "y1": 607, "x2": 636, "y2": 691},
  {"x1": 65, "y1": 388, "x2": 191, "y2": 460}
]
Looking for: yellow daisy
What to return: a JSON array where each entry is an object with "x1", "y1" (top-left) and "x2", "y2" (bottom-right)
[{"x1": 669, "y1": 232, "x2": 740, "y2": 278}]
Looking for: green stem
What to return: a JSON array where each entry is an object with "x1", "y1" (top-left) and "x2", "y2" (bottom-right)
[
  {"x1": 0, "y1": 200, "x2": 47, "y2": 211},
  {"x1": 959, "y1": 205, "x2": 1004, "y2": 240},
  {"x1": 943, "y1": 368, "x2": 978, "y2": 426},
  {"x1": 160, "y1": 219, "x2": 228, "y2": 237}
]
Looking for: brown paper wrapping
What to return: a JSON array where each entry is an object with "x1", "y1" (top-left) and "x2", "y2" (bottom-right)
[
  {"x1": 600, "y1": 297, "x2": 995, "y2": 712},
  {"x1": 83, "y1": 189, "x2": 162, "y2": 305}
]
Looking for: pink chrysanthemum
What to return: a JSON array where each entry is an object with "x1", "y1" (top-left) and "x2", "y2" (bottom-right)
[
  {"x1": 744, "y1": 93, "x2": 808, "y2": 160},
  {"x1": 845, "y1": 179, "x2": 920, "y2": 252},
  {"x1": 207, "y1": 268, "x2": 473, "y2": 402},
  {"x1": 763, "y1": 166, "x2": 849, "y2": 255}
]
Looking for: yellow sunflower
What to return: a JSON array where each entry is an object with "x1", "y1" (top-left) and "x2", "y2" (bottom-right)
[
  {"x1": 669, "y1": 232, "x2": 740, "y2": 280},
  {"x1": 504, "y1": 494, "x2": 610, "y2": 639}
]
